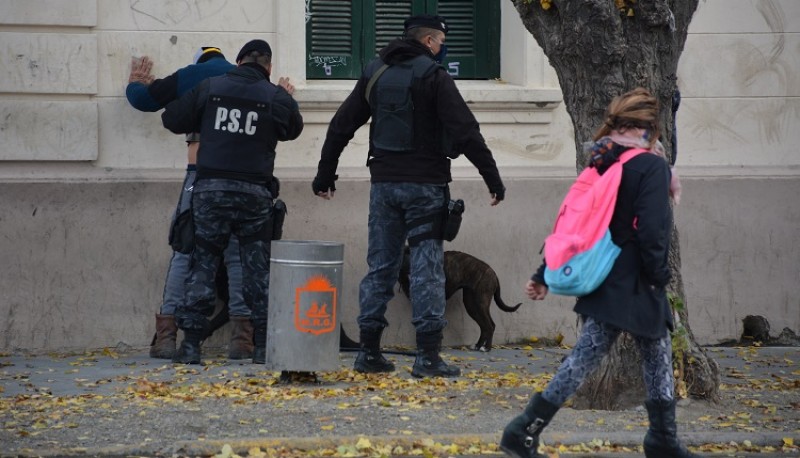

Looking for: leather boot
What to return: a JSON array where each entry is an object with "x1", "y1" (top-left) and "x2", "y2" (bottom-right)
[
  {"x1": 172, "y1": 331, "x2": 203, "y2": 365},
  {"x1": 149, "y1": 314, "x2": 177, "y2": 359},
  {"x1": 643, "y1": 399, "x2": 702, "y2": 458},
  {"x1": 228, "y1": 316, "x2": 254, "y2": 360},
  {"x1": 353, "y1": 328, "x2": 395, "y2": 373},
  {"x1": 500, "y1": 393, "x2": 560, "y2": 458},
  {"x1": 411, "y1": 329, "x2": 460, "y2": 378}
]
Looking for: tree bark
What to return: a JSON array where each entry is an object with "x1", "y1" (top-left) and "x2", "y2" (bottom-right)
[{"x1": 511, "y1": 0, "x2": 720, "y2": 407}]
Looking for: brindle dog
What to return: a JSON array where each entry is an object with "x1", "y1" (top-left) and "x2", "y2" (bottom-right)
[{"x1": 399, "y1": 248, "x2": 522, "y2": 351}]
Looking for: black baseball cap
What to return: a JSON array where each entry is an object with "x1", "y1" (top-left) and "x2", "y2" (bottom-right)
[
  {"x1": 404, "y1": 14, "x2": 449, "y2": 34},
  {"x1": 236, "y1": 39, "x2": 272, "y2": 62}
]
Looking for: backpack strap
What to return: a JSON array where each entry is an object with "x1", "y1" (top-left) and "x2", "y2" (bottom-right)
[
  {"x1": 611, "y1": 147, "x2": 649, "y2": 244},
  {"x1": 364, "y1": 64, "x2": 390, "y2": 104}
]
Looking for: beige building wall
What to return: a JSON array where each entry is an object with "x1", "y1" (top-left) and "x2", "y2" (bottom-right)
[{"x1": 0, "y1": 0, "x2": 797, "y2": 351}]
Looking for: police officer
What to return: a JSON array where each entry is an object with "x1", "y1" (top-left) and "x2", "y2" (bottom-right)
[
  {"x1": 162, "y1": 39, "x2": 304, "y2": 364},
  {"x1": 312, "y1": 15, "x2": 506, "y2": 378},
  {"x1": 126, "y1": 48, "x2": 256, "y2": 361}
]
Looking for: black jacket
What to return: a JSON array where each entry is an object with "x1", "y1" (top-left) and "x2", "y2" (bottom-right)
[
  {"x1": 162, "y1": 65, "x2": 304, "y2": 182},
  {"x1": 315, "y1": 39, "x2": 504, "y2": 197},
  {"x1": 534, "y1": 152, "x2": 674, "y2": 339}
]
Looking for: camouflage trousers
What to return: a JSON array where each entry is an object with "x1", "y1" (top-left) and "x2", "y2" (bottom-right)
[
  {"x1": 358, "y1": 182, "x2": 448, "y2": 334},
  {"x1": 175, "y1": 179, "x2": 273, "y2": 338}
]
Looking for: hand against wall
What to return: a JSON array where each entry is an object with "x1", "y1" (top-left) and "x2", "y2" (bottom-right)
[
  {"x1": 278, "y1": 77, "x2": 295, "y2": 96},
  {"x1": 129, "y1": 56, "x2": 154, "y2": 85}
]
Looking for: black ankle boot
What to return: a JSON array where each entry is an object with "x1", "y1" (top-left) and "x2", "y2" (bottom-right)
[
  {"x1": 353, "y1": 328, "x2": 395, "y2": 373},
  {"x1": 500, "y1": 393, "x2": 560, "y2": 458},
  {"x1": 643, "y1": 399, "x2": 701, "y2": 458},
  {"x1": 252, "y1": 346, "x2": 266, "y2": 364},
  {"x1": 354, "y1": 348, "x2": 395, "y2": 373},
  {"x1": 172, "y1": 331, "x2": 203, "y2": 365},
  {"x1": 411, "y1": 330, "x2": 460, "y2": 378},
  {"x1": 252, "y1": 326, "x2": 266, "y2": 364}
]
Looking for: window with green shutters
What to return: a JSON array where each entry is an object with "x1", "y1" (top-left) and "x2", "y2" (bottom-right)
[{"x1": 306, "y1": 0, "x2": 500, "y2": 79}]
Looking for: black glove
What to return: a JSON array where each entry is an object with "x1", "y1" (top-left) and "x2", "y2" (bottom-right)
[
  {"x1": 491, "y1": 185, "x2": 506, "y2": 201},
  {"x1": 313, "y1": 160, "x2": 338, "y2": 195},
  {"x1": 312, "y1": 174, "x2": 338, "y2": 195}
]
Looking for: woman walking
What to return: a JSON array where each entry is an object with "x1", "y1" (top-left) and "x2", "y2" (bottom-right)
[{"x1": 500, "y1": 87, "x2": 698, "y2": 458}]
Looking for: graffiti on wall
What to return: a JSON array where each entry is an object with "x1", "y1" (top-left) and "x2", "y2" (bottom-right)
[{"x1": 308, "y1": 55, "x2": 348, "y2": 76}]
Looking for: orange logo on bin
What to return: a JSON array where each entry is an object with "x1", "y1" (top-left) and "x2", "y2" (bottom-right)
[{"x1": 294, "y1": 275, "x2": 337, "y2": 335}]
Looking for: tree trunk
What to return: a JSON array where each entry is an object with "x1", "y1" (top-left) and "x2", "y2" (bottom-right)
[
  {"x1": 666, "y1": 226, "x2": 720, "y2": 402},
  {"x1": 511, "y1": 0, "x2": 720, "y2": 407}
]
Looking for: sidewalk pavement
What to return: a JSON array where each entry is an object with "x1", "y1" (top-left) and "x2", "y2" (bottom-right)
[{"x1": 1, "y1": 344, "x2": 798, "y2": 457}]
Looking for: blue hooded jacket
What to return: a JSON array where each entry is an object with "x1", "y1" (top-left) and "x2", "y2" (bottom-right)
[{"x1": 126, "y1": 55, "x2": 234, "y2": 112}]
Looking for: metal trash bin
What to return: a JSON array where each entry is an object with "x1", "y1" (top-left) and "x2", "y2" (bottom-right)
[{"x1": 265, "y1": 240, "x2": 344, "y2": 371}]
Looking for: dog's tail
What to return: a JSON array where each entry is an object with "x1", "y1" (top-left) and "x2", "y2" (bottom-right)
[{"x1": 494, "y1": 285, "x2": 522, "y2": 312}]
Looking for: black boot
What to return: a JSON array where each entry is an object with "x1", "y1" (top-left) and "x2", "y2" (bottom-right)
[
  {"x1": 252, "y1": 347, "x2": 266, "y2": 364},
  {"x1": 411, "y1": 330, "x2": 460, "y2": 378},
  {"x1": 500, "y1": 393, "x2": 560, "y2": 458},
  {"x1": 643, "y1": 399, "x2": 702, "y2": 458},
  {"x1": 354, "y1": 328, "x2": 395, "y2": 373},
  {"x1": 252, "y1": 325, "x2": 266, "y2": 364},
  {"x1": 172, "y1": 331, "x2": 204, "y2": 365}
]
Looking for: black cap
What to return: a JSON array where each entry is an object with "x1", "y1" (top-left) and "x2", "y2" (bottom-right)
[
  {"x1": 236, "y1": 39, "x2": 272, "y2": 62},
  {"x1": 404, "y1": 14, "x2": 448, "y2": 34}
]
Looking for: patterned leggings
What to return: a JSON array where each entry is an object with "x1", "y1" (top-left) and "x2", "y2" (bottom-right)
[{"x1": 542, "y1": 316, "x2": 675, "y2": 406}]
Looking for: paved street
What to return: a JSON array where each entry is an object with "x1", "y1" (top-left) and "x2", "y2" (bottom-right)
[{"x1": 2, "y1": 345, "x2": 798, "y2": 457}]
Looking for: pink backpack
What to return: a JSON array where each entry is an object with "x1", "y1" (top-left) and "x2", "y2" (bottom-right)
[{"x1": 543, "y1": 148, "x2": 648, "y2": 296}]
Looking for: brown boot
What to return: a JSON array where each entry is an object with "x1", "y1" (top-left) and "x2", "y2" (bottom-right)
[
  {"x1": 228, "y1": 316, "x2": 254, "y2": 360},
  {"x1": 150, "y1": 314, "x2": 177, "y2": 359}
]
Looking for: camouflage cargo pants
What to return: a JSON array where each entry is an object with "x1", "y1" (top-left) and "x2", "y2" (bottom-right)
[
  {"x1": 175, "y1": 179, "x2": 273, "y2": 337},
  {"x1": 358, "y1": 182, "x2": 448, "y2": 334}
]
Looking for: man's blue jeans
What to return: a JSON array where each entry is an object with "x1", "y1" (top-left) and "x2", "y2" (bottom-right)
[{"x1": 358, "y1": 182, "x2": 448, "y2": 334}]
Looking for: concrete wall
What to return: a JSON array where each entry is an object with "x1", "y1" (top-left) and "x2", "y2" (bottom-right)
[
  {"x1": 0, "y1": 0, "x2": 798, "y2": 351},
  {"x1": 3, "y1": 175, "x2": 798, "y2": 350}
]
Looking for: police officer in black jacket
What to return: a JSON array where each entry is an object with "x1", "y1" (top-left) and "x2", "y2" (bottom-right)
[
  {"x1": 313, "y1": 15, "x2": 506, "y2": 378},
  {"x1": 162, "y1": 39, "x2": 304, "y2": 365}
]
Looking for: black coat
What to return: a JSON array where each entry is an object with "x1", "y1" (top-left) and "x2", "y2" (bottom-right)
[
  {"x1": 535, "y1": 152, "x2": 674, "y2": 339},
  {"x1": 316, "y1": 39, "x2": 504, "y2": 197}
]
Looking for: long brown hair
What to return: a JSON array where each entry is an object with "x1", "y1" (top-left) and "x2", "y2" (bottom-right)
[{"x1": 593, "y1": 87, "x2": 660, "y2": 149}]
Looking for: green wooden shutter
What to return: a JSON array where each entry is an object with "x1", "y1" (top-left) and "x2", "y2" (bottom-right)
[
  {"x1": 436, "y1": 0, "x2": 500, "y2": 79},
  {"x1": 370, "y1": 1, "x2": 418, "y2": 56},
  {"x1": 306, "y1": 0, "x2": 362, "y2": 79},
  {"x1": 306, "y1": 0, "x2": 499, "y2": 80}
]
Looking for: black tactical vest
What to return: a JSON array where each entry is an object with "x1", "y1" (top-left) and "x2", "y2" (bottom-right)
[
  {"x1": 365, "y1": 55, "x2": 438, "y2": 152},
  {"x1": 198, "y1": 76, "x2": 278, "y2": 180}
]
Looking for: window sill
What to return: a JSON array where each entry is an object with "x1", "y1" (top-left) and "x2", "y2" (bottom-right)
[{"x1": 294, "y1": 79, "x2": 562, "y2": 111}]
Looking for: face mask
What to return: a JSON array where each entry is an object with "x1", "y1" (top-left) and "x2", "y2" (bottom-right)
[{"x1": 433, "y1": 44, "x2": 447, "y2": 63}]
